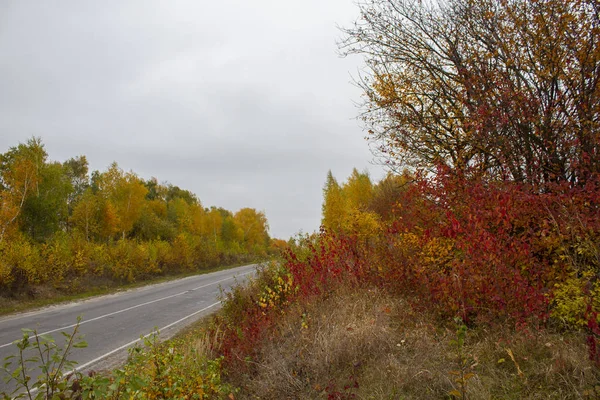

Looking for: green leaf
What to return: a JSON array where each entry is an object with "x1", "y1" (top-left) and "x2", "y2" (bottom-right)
[{"x1": 38, "y1": 334, "x2": 55, "y2": 343}]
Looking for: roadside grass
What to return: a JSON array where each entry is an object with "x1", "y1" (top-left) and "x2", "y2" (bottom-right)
[
  {"x1": 0, "y1": 260, "x2": 258, "y2": 317},
  {"x1": 226, "y1": 284, "x2": 600, "y2": 399}
]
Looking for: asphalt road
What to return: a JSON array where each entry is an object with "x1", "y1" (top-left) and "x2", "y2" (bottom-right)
[{"x1": 0, "y1": 263, "x2": 257, "y2": 395}]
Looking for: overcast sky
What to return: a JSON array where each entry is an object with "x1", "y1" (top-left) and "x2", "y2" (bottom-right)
[{"x1": 0, "y1": 0, "x2": 385, "y2": 239}]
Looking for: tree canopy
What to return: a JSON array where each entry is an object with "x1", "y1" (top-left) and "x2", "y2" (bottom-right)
[{"x1": 340, "y1": 0, "x2": 600, "y2": 186}]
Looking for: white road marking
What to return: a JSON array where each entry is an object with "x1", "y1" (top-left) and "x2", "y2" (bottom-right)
[
  {"x1": 21, "y1": 301, "x2": 222, "y2": 399},
  {"x1": 72, "y1": 300, "x2": 222, "y2": 372},
  {"x1": 0, "y1": 270, "x2": 253, "y2": 349}
]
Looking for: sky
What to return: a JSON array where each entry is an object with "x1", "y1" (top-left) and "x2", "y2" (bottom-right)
[{"x1": 0, "y1": 0, "x2": 385, "y2": 239}]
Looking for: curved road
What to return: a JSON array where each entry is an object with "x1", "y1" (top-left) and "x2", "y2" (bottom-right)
[{"x1": 0, "y1": 263, "x2": 257, "y2": 394}]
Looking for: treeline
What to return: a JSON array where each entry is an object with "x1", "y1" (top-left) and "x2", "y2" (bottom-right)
[{"x1": 0, "y1": 138, "x2": 277, "y2": 295}]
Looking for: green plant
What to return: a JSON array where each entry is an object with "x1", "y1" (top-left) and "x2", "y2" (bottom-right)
[
  {"x1": 74, "y1": 329, "x2": 236, "y2": 399},
  {"x1": 448, "y1": 317, "x2": 476, "y2": 399},
  {"x1": 1, "y1": 317, "x2": 87, "y2": 400}
]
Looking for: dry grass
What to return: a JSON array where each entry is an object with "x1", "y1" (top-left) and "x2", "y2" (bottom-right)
[{"x1": 228, "y1": 285, "x2": 600, "y2": 399}]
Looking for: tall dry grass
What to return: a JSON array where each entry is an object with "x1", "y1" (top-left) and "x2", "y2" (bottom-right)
[{"x1": 228, "y1": 285, "x2": 599, "y2": 399}]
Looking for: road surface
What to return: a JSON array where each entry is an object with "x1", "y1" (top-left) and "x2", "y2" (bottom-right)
[{"x1": 0, "y1": 263, "x2": 257, "y2": 394}]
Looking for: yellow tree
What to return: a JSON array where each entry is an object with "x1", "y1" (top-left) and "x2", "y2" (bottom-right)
[
  {"x1": 341, "y1": 169, "x2": 380, "y2": 238},
  {"x1": 221, "y1": 210, "x2": 242, "y2": 244},
  {"x1": 322, "y1": 169, "x2": 381, "y2": 238},
  {"x1": 189, "y1": 203, "x2": 206, "y2": 237},
  {"x1": 99, "y1": 200, "x2": 120, "y2": 240},
  {"x1": 0, "y1": 138, "x2": 44, "y2": 243},
  {"x1": 168, "y1": 197, "x2": 193, "y2": 233},
  {"x1": 233, "y1": 208, "x2": 269, "y2": 252},
  {"x1": 342, "y1": 208, "x2": 381, "y2": 241},
  {"x1": 343, "y1": 169, "x2": 373, "y2": 211},
  {"x1": 70, "y1": 188, "x2": 101, "y2": 241},
  {"x1": 205, "y1": 207, "x2": 223, "y2": 247},
  {"x1": 96, "y1": 163, "x2": 148, "y2": 240},
  {"x1": 321, "y1": 170, "x2": 347, "y2": 232}
]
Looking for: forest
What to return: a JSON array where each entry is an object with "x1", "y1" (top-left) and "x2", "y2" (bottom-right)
[{"x1": 0, "y1": 137, "x2": 279, "y2": 299}]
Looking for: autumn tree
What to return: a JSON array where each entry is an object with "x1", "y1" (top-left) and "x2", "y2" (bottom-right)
[
  {"x1": 321, "y1": 170, "x2": 346, "y2": 232},
  {"x1": 368, "y1": 171, "x2": 413, "y2": 221},
  {"x1": 340, "y1": 0, "x2": 600, "y2": 186},
  {"x1": 205, "y1": 207, "x2": 223, "y2": 247},
  {"x1": 220, "y1": 209, "x2": 241, "y2": 244},
  {"x1": 71, "y1": 188, "x2": 101, "y2": 241},
  {"x1": 144, "y1": 177, "x2": 163, "y2": 201},
  {"x1": 233, "y1": 208, "x2": 270, "y2": 252},
  {"x1": 20, "y1": 161, "x2": 73, "y2": 241},
  {"x1": 341, "y1": 169, "x2": 380, "y2": 238},
  {"x1": 132, "y1": 178, "x2": 175, "y2": 240},
  {"x1": 95, "y1": 163, "x2": 148, "y2": 240},
  {"x1": 133, "y1": 199, "x2": 175, "y2": 241},
  {"x1": 63, "y1": 156, "x2": 89, "y2": 231},
  {"x1": 269, "y1": 238, "x2": 289, "y2": 255},
  {"x1": 0, "y1": 138, "x2": 44, "y2": 243},
  {"x1": 165, "y1": 184, "x2": 198, "y2": 205},
  {"x1": 322, "y1": 170, "x2": 381, "y2": 239},
  {"x1": 344, "y1": 168, "x2": 373, "y2": 210}
]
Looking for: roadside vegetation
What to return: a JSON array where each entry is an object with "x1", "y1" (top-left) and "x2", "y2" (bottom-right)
[
  {"x1": 3, "y1": 0, "x2": 600, "y2": 398},
  {"x1": 0, "y1": 138, "x2": 285, "y2": 313}
]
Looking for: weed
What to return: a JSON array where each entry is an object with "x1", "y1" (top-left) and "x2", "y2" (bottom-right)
[
  {"x1": 1, "y1": 317, "x2": 87, "y2": 400},
  {"x1": 448, "y1": 317, "x2": 477, "y2": 399}
]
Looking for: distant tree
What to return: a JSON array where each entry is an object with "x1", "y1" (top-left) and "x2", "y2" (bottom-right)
[
  {"x1": 71, "y1": 188, "x2": 101, "y2": 241},
  {"x1": 63, "y1": 156, "x2": 89, "y2": 199},
  {"x1": 165, "y1": 184, "x2": 198, "y2": 205},
  {"x1": 168, "y1": 197, "x2": 193, "y2": 232},
  {"x1": 221, "y1": 211, "x2": 240, "y2": 244},
  {"x1": 343, "y1": 168, "x2": 373, "y2": 211},
  {"x1": 368, "y1": 171, "x2": 413, "y2": 221},
  {"x1": 234, "y1": 208, "x2": 270, "y2": 251},
  {"x1": 132, "y1": 198, "x2": 175, "y2": 241},
  {"x1": 0, "y1": 138, "x2": 44, "y2": 243},
  {"x1": 321, "y1": 170, "x2": 381, "y2": 238},
  {"x1": 21, "y1": 161, "x2": 73, "y2": 241},
  {"x1": 321, "y1": 170, "x2": 346, "y2": 232},
  {"x1": 63, "y1": 156, "x2": 89, "y2": 232},
  {"x1": 144, "y1": 177, "x2": 160, "y2": 201},
  {"x1": 95, "y1": 163, "x2": 148, "y2": 240},
  {"x1": 205, "y1": 207, "x2": 223, "y2": 247},
  {"x1": 269, "y1": 238, "x2": 288, "y2": 255}
]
